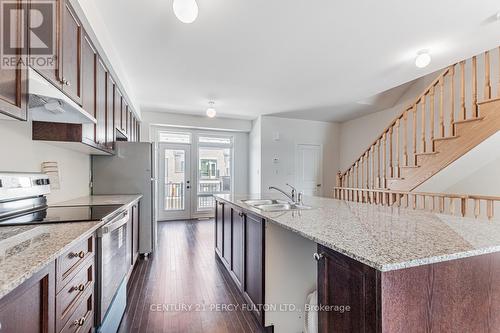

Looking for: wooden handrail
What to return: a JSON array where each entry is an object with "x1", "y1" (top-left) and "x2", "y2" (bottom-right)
[
  {"x1": 340, "y1": 47, "x2": 500, "y2": 188},
  {"x1": 333, "y1": 187, "x2": 500, "y2": 220}
]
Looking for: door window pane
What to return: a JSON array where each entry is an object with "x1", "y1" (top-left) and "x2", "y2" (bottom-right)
[
  {"x1": 198, "y1": 147, "x2": 232, "y2": 210},
  {"x1": 164, "y1": 149, "x2": 185, "y2": 211},
  {"x1": 158, "y1": 131, "x2": 191, "y2": 143},
  {"x1": 198, "y1": 136, "x2": 232, "y2": 145}
]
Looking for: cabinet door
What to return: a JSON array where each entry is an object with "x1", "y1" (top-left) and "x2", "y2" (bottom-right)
[
  {"x1": 61, "y1": 1, "x2": 82, "y2": 104},
  {"x1": 30, "y1": 0, "x2": 63, "y2": 88},
  {"x1": 244, "y1": 213, "x2": 264, "y2": 324},
  {"x1": 215, "y1": 200, "x2": 223, "y2": 255},
  {"x1": 131, "y1": 204, "x2": 139, "y2": 266},
  {"x1": 81, "y1": 33, "x2": 96, "y2": 142},
  {"x1": 95, "y1": 58, "x2": 106, "y2": 146},
  {"x1": 317, "y1": 245, "x2": 379, "y2": 333},
  {"x1": 232, "y1": 208, "x2": 244, "y2": 289},
  {"x1": 222, "y1": 204, "x2": 232, "y2": 268},
  {"x1": 105, "y1": 74, "x2": 115, "y2": 149},
  {"x1": 0, "y1": 0, "x2": 27, "y2": 120},
  {"x1": 0, "y1": 261, "x2": 55, "y2": 333},
  {"x1": 114, "y1": 88, "x2": 122, "y2": 131},
  {"x1": 128, "y1": 110, "x2": 133, "y2": 138},
  {"x1": 121, "y1": 101, "x2": 127, "y2": 132}
]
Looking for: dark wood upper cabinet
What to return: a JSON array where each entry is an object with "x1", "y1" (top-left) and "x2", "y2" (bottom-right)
[
  {"x1": 29, "y1": 0, "x2": 63, "y2": 88},
  {"x1": 114, "y1": 88, "x2": 122, "y2": 131},
  {"x1": 61, "y1": 1, "x2": 82, "y2": 104},
  {"x1": 106, "y1": 74, "x2": 115, "y2": 149},
  {"x1": 317, "y1": 244, "x2": 379, "y2": 333},
  {"x1": 0, "y1": 0, "x2": 28, "y2": 120},
  {"x1": 81, "y1": 33, "x2": 96, "y2": 142},
  {"x1": 95, "y1": 58, "x2": 107, "y2": 146},
  {"x1": 128, "y1": 109, "x2": 133, "y2": 139}
]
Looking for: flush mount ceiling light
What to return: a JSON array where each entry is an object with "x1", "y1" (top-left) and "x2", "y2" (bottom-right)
[
  {"x1": 173, "y1": 0, "x2": 198, "y2": 24},
  {"x1": 206, "y1": 101, "x2": 216, "y2": 118},
  {"x1": 415, "y1": 50, "x2": 431, "y2": 68}
]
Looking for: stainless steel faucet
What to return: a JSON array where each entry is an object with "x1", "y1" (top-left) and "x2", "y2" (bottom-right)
[{"x1": 269, "y1": 183, "x2": 302, "y2": 203}]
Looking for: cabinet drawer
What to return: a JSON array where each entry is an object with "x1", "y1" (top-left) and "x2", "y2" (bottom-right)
[
  {"x1": 59, "y1": 288, "x2": 94, "y2": 333},
  {"x1": 57, "y1": 235, "x2": 94, "y2": 292},
  {"x1": 56, "y1": 257, "x2": 94, "y2": 332}
]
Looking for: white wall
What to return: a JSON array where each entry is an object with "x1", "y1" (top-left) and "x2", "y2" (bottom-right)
[
  {"x1": 140, "y1": 111, "x2": 252, "y2": 142},
  {"x1": 416, "y1": 132, "x2": 500, "y2": 196},
  {"x1": 260, "y1": 116, "x2": 340, "y2": 198},
  {"x1": 0, "y1": 119, "x2": 91, "y2": 203},
  {"x1": 249, "y1": 117, "x2": 262, "y2": 194},
  {"x1": 445, "y1": 157, "x2": 500, "y2": 196},
  {"x1": 338, "y1": 71, "x2": 439, "y2": 172}
]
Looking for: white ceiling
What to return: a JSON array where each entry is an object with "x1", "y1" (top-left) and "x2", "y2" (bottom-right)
[{"x1": 84, "y1": 0, "x2": 500, "y2": 122}]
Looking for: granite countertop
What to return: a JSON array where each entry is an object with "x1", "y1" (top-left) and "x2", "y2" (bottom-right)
[
  {"x1": 0, "y1": 194, "x2": 142, "y2": 299},
  {"x1": 53, "y1": 194, "x2": 143, "y2": 207},
  {"x1": 215, "y1": 194, "x2": 500, "y2": 272}
]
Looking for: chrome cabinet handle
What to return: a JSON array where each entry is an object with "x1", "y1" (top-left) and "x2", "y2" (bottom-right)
[
  {"x1": 313, "y1": 253, "x2": 324, "y2": 261},
  {"x1": 70, "y1": 251, "x2": 85, "y2": 259},
  {"x1": 72, "y1": 283, "x2": 85, "y2": 292},
  {"x1": 73, "y1": 317, "x2": 85, "y2": 327}
]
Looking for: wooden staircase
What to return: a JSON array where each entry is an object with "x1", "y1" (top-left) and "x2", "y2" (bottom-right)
[
  {"x1": 388, "y1": 97, "x2": 500, "y2": 190},
  {"x1": 337, "y1": 47, "x2": 500, "y2": 193}
]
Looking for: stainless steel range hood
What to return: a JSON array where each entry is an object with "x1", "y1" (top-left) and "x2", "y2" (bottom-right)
[{"x1": 28, "y1": 67, "x2": 96, "y2": 124}]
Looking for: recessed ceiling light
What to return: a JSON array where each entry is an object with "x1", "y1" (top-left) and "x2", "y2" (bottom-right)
[
  {"x1": 206, "y1": 101, "x2": 216, "y2": 118},
  {"x1": 415, "y1": 50, "x2": 431, "y2": 68},
  {"x1": 173, "y1": 0, "x2": 198, "y2": 24}
]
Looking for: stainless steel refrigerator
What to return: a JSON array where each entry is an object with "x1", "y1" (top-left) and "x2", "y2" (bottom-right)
[{"x1": 92, "y1": 142, "x2": 157, "y2": 255}]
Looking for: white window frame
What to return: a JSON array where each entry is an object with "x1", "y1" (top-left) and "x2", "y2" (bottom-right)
[{"x1": 194, "y1": 133, "x2": 234, "y2": 213}]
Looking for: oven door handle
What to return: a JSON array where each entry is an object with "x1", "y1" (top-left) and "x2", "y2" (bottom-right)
[{"x1": 99, "y1": 211, "x2": 129, "y2": 236}]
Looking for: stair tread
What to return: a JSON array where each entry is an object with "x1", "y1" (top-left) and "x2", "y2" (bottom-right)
[
  {"x1": 478, "y1": 96, "x2": 500, "y2": 105},
  {"x1": 415, "y1": 151, "x2": 438, "y2": 156},
  {"x1": 434, "y1": 135, "x2": 459, "y2": 142},
  {"x1": 400, "y1": 165, "x2": 420, "y2": 168},
  {"x1": 453, "y1": 117, "x2": 484, "y2": 125}
]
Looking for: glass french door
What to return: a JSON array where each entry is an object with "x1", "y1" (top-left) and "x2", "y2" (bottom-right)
[{"x1": 158, "y1": 143, "x2": 191, "y2": 221}]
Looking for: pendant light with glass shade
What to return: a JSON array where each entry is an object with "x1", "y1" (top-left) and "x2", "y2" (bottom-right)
[
  {"x1": 206, "y1": 101, "x2": 216, "y2": 118},
  {"x1": 173, "y1": 0, "x2": 199, "y2": 24}
]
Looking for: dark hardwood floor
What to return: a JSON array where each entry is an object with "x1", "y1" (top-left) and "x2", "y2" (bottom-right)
[{"x1": 118, "y1": 219, "x2": 262, "y2": 333}]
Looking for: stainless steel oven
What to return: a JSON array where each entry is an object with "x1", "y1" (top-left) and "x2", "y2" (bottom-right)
[{"x1": 96, "y1": 209, "x2": 131, "y2": 328}]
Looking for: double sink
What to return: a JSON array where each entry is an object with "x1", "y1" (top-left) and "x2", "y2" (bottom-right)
[{"x1": 242, "y1": 199, "x2": 312, "y2": 212}]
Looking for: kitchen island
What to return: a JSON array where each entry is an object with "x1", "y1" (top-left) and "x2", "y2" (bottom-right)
[{"x1": 215, "y1": 193, "x2": 500, "y2": 333}]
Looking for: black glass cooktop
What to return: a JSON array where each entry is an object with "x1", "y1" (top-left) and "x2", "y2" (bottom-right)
[{"x1": 0, "y1": 205, "x2": 122, "y2": 226}]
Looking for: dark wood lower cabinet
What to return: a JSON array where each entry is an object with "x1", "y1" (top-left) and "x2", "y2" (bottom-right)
[
  {"x1": 215, "y1": 199, "x2": 266, "y2": 327},
  {"x1": 0, "y1": 235, "x2": 96, "y2": 333},
  {"x1": 317, "y1": 244, "x2": 380, "y2": 333},
  {"x1": 231, "y1": 208, "x2": 244, "y2": 289},
  {"x1": 222, "y1": 204, "x2": 232, "y2": 267},
  {"x1": 131, "y1": 203, "x2": 140, "y2": 267},
  {"x1": 0, "y1": 261, "x2": 55, "y2": 333},
  {"x1": 317, "y1": 244, "x2": 500, "y2": 332},
  {"x1": 215, "y1": 200, "x2": 223, "y2": 256},
  {"x1": 243, "y1": 212, "x2": 265, "y2": 324}
]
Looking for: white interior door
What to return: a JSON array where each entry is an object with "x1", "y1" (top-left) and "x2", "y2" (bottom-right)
[
  {"x1": 296, "y1": 144, "x2": 323, "y2": 196},
  {"x1": 158, "y1": 143, "x2": 191, "y2": 221}
]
